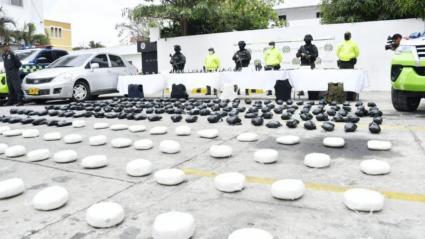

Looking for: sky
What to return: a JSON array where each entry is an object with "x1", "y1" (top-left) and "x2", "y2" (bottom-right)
[{"x1": 43, "y1": 0, "x2": 142, "y2": 47}]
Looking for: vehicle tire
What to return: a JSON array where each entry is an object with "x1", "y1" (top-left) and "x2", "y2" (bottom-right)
[
  {"x1": 391, "y1": 88, "x2": 420, "y2": 112},
  {"x1": 72, "y1": 81, "x2": 91, "y2": 102}
]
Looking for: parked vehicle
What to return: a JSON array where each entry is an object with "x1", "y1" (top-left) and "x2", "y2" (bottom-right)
[
  {"x1": 0, "y1": 47, "x2": 68, "y2": 99},
  {"x1": 22, "y1": 52, "x2": 138, "y2": 102},
  {"x1": 391, "y1": 36, "x2": 425, "y2": 111}
]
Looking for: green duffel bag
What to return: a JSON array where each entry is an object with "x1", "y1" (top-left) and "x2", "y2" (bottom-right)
[{"x1": 326, "y1": 82, "x2": 346, "y2": 104}]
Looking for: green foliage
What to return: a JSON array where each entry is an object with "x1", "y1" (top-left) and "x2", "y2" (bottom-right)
[
  {"x1": 0, "y1": 9, "x2": 15, "y2": 43},
  {"x1": 115, "y1": 8, "x2": 154, "y2": 43},
  {"x1": 89, "y1": 41, "x2": 104, "y2": 48},
  {"x1": 131, "y1": 0, "x2": 283, "y2": 37},
  {"x1": 12, "y1": 23, "x2": 50, "y2": 46},
  {"x1": 321, "y1": 0, "x2": 425, "y2": 24}
]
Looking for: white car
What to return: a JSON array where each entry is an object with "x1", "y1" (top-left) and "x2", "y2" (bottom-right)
[{"x1": 22, "y1": 52, "x2": 138, "y2": 102}]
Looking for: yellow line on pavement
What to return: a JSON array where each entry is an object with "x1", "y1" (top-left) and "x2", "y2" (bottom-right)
[{"x1": 183, "y1": 168, "x2": 425, "y2": 203}]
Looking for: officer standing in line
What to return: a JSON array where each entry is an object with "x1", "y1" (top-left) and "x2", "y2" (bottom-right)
[
  {"x1": 1, "y1": 43, "x2": 24, "y2": 106},
  {"x1": 232, "y1": 41, "x2": 251, "y2": 71},
  {"x1": 296, "y1": 34, "x2": 318, "y2": 69},
  {"x1": 170, "y1": 45, "x2": 186, "y2": 73},
  {"x1": 264, "y1": 41, "x2": 283, "y2": 70},
  {"x1": 336, "y1": 32, "x2": 360, "y2": 69},
  {"x1": 204, "y1": 48, "x2": 221, "y2": 72},
  {"x1": 297, "y1": 34, "x2": 320, "y2": 100}
]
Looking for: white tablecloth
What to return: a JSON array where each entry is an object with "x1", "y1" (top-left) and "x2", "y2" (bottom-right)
[
  {"x1": 117, "y1": 75, "x2": 166, "y2": 96},
  {"x1": 288, "y1": 69, "x2": 369, "y2": 93},
  {"x1": 163, "y1": 72, "x2": 221, "y2": 90},
  {"x1": 220, "y1": 70, "x2": 289, "y2": 90}
]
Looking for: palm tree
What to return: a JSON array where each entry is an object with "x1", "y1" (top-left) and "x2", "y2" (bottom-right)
[
  {"x1": 12, "y1": 23, "x2": 50, "y2": 46},
  {"x1": 0, "y1": 9, "x2": 16, "y2": 43}
]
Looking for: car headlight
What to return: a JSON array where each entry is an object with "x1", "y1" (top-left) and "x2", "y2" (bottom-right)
[
  {"x1": 53, "y1": 72, "x2": 73, "y2": 83},
  {"x1": 395, "y1": 45, "x2": 415, "y2": 55}
]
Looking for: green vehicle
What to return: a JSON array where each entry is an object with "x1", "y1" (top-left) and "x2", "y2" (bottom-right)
[
  {"x1": 391, "y1": 36, "x2": 425, "y2": 111},
  {"x1": 0, "y1": 47, "x2": 68, "y2": 100}
]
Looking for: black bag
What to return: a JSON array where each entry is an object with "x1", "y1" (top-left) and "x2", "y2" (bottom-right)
[
  {"x1": 171, "y1": 84, "x2": 188, "y2": 99},
  {"x1": 369, "y1": 122, "x2": 381, "y2": 134},
  {"x1": 274, "y1": 80, "x2": 292, "y2": 101},
  {"x1": 128, "y1": 84, "x2": 144, "y2": 98},
  {"x1": 321, "y1": 122, "x2": 335, "y2": 132}
]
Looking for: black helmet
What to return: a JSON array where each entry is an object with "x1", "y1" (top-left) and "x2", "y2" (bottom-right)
[
  {"x1": 238, "y1": 41, "x2": 246, "y2": 47},
  {"x1": 304, "y1": 34, "x2": 313, "y2": 43},
  {"x1": 269, "y1": 41, "x2": 276, "y2": 46},
  {"x1": 344, "y1": 32, "x2": 351, "y2": 41},
  {"x1": 208, "y1": 47, "x2": 214, "y2": 52},
  {"x1": 174, "y1": 45, "x2": 181, "y2": 52}
]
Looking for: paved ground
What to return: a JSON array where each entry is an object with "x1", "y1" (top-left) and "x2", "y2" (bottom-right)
[{"x1": 0, "y1": 91, "x2": 425, "y2": 239}]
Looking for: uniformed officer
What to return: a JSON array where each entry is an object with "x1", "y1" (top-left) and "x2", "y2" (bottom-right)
[
  {"x1": 336, "y1": 32, "x2": 360, "y2": 69},
  {"x1": 204, "y1": 48, "x2": 220, "y2": 72},
  {"x1": 296, "y1": 34, "x2": 318, "y2": 69},
  {"x1": 232, "y1": 41, "x2": 251, "y2": 71},
  {"x1": 1, "y1": 43, "x2": 24, "y2": 106},
  {"x1": 170, "y1": 45, "x2": 186, "y2": 73},
  {"x1": 264, "y1": 41, "x2": 283, "y2": 70}
]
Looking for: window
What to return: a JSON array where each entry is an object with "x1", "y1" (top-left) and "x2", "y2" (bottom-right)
[
  {"x1": 109, "y1": 55, "x2": 125, "y2": 67},
  {"x1": 58, "y1": 28, "x2": 62, "y2": 38},
  {"x1": 10, "y1": 0, "x2": 23, "y2": 7},
  {"x1": 316, "y1": 12, "x2": 321, "y2": 18},
  {"x1": 49, "y1": 27, "x2": 63, "y2": 38},
  {"x1": 52, "y1": 50, "x2": 68, "y2": 60},
  {"x1": 90, "y1": 54, "x2": 109, "y2": 68},
  {"x1": 36, "y1": 51, "x2": 54, "y2": 64},
  {"x1": 50, "y1": 54, "x2": 92, "y2": 68},
  {"x1": 279, "y1": 15, "x2": 287, "y2": 21}
]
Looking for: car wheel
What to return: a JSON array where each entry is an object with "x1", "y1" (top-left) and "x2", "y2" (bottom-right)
[
  {"x1": 72, "y1": 81, "x2": 90, "y2": 102},
  {"x1": 391, "y1": 88, "x2": 420, "y2": 112}
]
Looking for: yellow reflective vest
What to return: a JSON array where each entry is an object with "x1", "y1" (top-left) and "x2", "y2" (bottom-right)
[
  {"x1": 337, "y1": 40, "x2": 360, "y2": 62},
  {"x1": 204, "y1": 53, "x2": 221, "y2": 71},
  {"x1": 264, "y1": 47, "x2": 283, "y2": 66}
]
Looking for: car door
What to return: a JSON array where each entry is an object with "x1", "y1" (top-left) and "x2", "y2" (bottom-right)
[
  {"x1": 108, "y1": 54, "x2": 130, "y2": 89},
  {"x1": 86, "y1": 54, "x2": 114, "y2": 92}
]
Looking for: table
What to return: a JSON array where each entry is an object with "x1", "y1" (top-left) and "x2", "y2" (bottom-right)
[
  {"x1": 288, "y1": 69, "x2": 369, "y2": 93},
  {"x1": 117, "y1": 75, "x2": 165, "y2": 96},
  {"x1": 220, "y1": 70, "x2": 289, "y2": 90}
]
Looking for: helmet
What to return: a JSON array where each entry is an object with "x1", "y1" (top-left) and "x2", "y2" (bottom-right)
[
  {"x1": 304, "y1": 34, "x2": 313, "y2": 43},
  {"x1": 269, "y1": 41, "x2": 276, "y2": 46},
  {"x1": 208, "y1": 48, "x2": 214, "y2": 53},
  {"x1": 174, "y1": 45, "x2": 181, "y2": 52},
  {"x1": 344, "y1": 32, "x2": 351, "y2": 41},
  {"x1": 238, "y1": 41, "x2": 246, "y2": 48}
]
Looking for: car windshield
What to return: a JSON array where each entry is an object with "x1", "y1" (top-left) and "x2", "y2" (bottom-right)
[
  {"x1": 15, "y1": 49, "x2": 40, "y2": 61},
  {"x1": 48, "y1": 54, "x2": 92, "y2": 68}
]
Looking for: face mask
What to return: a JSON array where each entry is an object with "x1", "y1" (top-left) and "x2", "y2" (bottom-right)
[{"x1": 209, "y1": 51, "x2": 214, "y2": 55}]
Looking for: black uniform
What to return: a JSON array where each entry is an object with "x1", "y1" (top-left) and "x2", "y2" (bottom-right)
[
  {"x1": 296, "y1": 43, "x2": 318, "y2": 69},
  {"x1": 233, "y1": 41, "x2": 251, "y2": 71},
  {"x1": 2, "y1": 50, "x2": 23, "y2": 105},
  {"x1": 170, "y1": 45, "x2": 186, "y2": 73}
]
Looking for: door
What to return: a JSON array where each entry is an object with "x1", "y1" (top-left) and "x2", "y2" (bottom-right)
[
  {"x1": 108, "y1": 54, "x2": 129, "y2": 89},
  {"x1": 86, "y1": 54, "x2": 114, "y2": 92}
]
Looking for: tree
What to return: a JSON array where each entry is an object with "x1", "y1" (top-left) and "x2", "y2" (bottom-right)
[
  {"x1": 115, "y1": 8, "x2": 155, "y2": 44},
  {"x1": 131, "y1": 0, "x2": 283, "y2": 38},
  {"x1": 88, "y1": 41, "x2": 104, "y2": 48},
  {"x1": 321, "y1": 0, "x2": 425, "y2": 24},
  {"x1": 12, "y1": 23, "x2": 50, "y2": 46},
  {"x1": 0, "y1": 8, "x2": 15, "y2": 43}
]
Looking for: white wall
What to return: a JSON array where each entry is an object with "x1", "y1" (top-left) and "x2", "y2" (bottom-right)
[
  {"x1": 157, "y1": 18, "x2": 425, "y2": 91},
  {"x1": 0, "y1": 0, "x2": 44, "y2": 34}
]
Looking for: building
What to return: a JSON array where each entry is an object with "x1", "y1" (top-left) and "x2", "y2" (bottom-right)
[
  {"x1": 0, "y1": 0, "x2": 44, "y2": 33},
  {"x1": 275, "y1": 0, "x2": 321, "y2": 26},
  {"x1": 44, "y1": 19, "x2": 72, "y2": 51}
]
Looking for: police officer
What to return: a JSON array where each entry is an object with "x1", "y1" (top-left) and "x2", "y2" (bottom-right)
[
  {"x1": 296, "y1": 34, "x2": 318, "y2": 69},
  {"x1": 1, "y1": 43, "x2": 23, "y2": 106},
  {"x1": 264, "y1": 41, "x2": 283, "y2": 71},
  {"x1": 337, "y1": 32, "x2": 360, "y2": 69},
  {"x1": 204, "y1": 48, "x2": 220, "y2": 72},
  {"x1": 297, "y1": 34, "x2": 320, "y2": 100},
  {"x1": 170, "y1": 45, "x2": 186, "y2": 73},
  {"x1": 232, "y1": 41, "x2": 251, "y2": 71}
]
